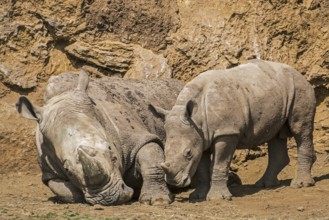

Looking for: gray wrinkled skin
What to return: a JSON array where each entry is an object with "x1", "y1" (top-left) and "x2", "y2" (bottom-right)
[
  {"x1": 151, "y1": 59, "x2": 317, "y2": 201},
  {"x1": 16, "y1": 71, "x2": 183, "y2": 205}
]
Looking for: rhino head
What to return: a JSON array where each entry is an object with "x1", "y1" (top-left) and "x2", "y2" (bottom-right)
[
  {"x1": 150, "y1": 100, "x2": 204, "y2": 187},
  {"x1": 16, "y1": 71, "x2": 133, "y2": 205}
]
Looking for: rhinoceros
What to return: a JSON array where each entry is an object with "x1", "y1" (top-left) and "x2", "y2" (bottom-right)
[
  {"x1": 151, "y1": 59, "x2": 317, "y2": 201},
  {"x1": 16, "y1": 70, "x2": 184, "y2": 205}
]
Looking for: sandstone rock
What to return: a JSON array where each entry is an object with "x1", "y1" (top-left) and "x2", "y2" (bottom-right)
[
  {"x1": 85, "y1": 0, "x2": 180, "y2": 50},
  {"x1": 232, "y1": 147, "x2": 267, "y2": 166},
  {"x1": 0, "y1": 0, "x2": 329, "y2": 173},
  {"x1": 0, "y1": 63, "x2": 37, "y2": 89},
  {"x1": 125, "y1": 46, "x2": 172, "y2": 79},
  {"x1": 65, "y1": 41, "x2": 134, "y2": 74},
  {"x1": 65, "y1": 41, "x2": 172, "y2": 79},
  {"x1": 304, "y1": 0, "x2": 320, "y2": 10}
]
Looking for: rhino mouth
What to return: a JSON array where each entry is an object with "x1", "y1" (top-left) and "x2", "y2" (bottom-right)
[
  {"x1": 165, "y1": 170, "x2": 191, "y2": 188},
  {"x1": 84, "y1": 180, "x2": 134, "y2": 205},
  {"x1": 162, "y1": 162, "x2": 192, "y2": 187}
]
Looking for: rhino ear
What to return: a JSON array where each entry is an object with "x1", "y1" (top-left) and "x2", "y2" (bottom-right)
[
  {"x1": 182, "y1": 99, "x2": 198, "y2": 120},
  {"x1": 148, "y1": 104, "x2": 169, "y2": 119},
  {"x1": 77, "y1": 70, "x2": 89, "y2": 92},
  {"x1": 16, "y1": 96, "x2": 43, "y2": 121}
]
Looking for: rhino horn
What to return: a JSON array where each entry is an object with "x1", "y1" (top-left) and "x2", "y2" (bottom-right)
[
  {"x1": 78, "y1": 146, "x2": 108, "y2": 186},
  {"x1": 77, "y1": 70, "x2": 89, "y2": 92},
  {"x1": 160, "y1": 162, "x2": 171, "y2": 174}
]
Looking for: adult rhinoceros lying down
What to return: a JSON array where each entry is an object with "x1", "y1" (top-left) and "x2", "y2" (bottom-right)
[
  {"x1": 16, "y1": 70, "x2": 183, "y2": 205},
  {"x1": 151, "y1": 59, "x2": 317, "y2": 201}
]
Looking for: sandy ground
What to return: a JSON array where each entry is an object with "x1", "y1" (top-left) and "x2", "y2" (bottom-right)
[
  {"x1": 1, "y1": 151, "x2": 329, "y2": 220},
  {"x1": 1, "y1": 76, "x2": 328, "y2": 220}
]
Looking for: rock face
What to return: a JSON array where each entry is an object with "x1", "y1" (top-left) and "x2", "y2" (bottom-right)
[{"x1": 0, "y1": 0, "x2": 328, "y2": 173}]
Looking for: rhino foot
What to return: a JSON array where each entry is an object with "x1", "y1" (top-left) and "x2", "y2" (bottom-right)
[
  {"x1": 291, "y1": 175, "x2": 315, "y2": 188},
  {"x1": 189, "y1": 189, "x2": 207, "y2": 201},
  {"x1": 255, "y1": 177, "x2": 281, "y2": 188},
  {"x1": 206, "y1": 187, "x2": 232, "y2": 201},
  {"x1": 139, "y1": 189, "x2": 174, "y2": 205}
]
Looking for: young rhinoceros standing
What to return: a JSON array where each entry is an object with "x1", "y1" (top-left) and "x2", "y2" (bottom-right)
[
  {"x1": 151, "y1": 59, "x2": 317, "y2": 201},
  {"x1": 16, "y1": 70, "x2": 183, "y2": 205}
]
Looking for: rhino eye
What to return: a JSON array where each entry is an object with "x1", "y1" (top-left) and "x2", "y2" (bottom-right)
[
  {"x1": 184, "y1": 148, "x2": 193, "y2": 160},
  {"x1": 108, "y1": 145, "x2": 112, "y2": 150}
]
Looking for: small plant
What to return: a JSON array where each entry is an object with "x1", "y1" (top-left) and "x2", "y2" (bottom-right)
[
  {"x1": 0, "y1": 208, "x2": 8, "y2": 214},
  {"x1": 45, "y1": 212, "x2": 58, "y2": 218}
]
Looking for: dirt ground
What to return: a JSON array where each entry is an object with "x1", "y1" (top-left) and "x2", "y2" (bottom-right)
[
  {"x1": 0, "y1": 90, "x2": 328, "y2": 220},
  {"x1": 0, "y1": 71, "x2": 327, "y2": 220},
  {"x1": 1, "y1": 151, "x2": 329, "y2": 220},
  {"x1": 1, "y1": 1, "x2": 329, "y2": 219}
]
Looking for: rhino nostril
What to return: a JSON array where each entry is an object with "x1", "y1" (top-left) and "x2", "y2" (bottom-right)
[{"x1": 121, "y1": 183, "x2": 125, "y2": 190}]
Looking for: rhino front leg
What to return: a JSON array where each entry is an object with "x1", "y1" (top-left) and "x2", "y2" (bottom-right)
[
  {"x1": 189, "y1": 150, "x2": 211, "y2": 201},
  {"x1": 47, "y1": 179, "x2": 85, "y2": 203},
  {"x1": 136, "y1": 142, "x2": 174, "y2": 205},
  {"x1": 256, "y1": 136, "x2": 290, "y2": 187},
  {"x1": 207, "y1": 135, "x2": 237, "y2": 201}
]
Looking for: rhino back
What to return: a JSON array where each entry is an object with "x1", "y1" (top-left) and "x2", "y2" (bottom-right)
[
  {"x1": 90, "y1": 77, "x2": 183, "y2": 134},
  {"x1": 182, "y1": 60, "x2": 304, "y2": 148},
  {"x1": 46, "y1": 73, "x2": 182, "y2": 138}
]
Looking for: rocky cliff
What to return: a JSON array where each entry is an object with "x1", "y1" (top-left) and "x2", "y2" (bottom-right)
[{"x1": 0, "y1": 0, "x2": 328, "y2": 173}]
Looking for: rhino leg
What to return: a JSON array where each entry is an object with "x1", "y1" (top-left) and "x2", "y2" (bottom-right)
[
  {"x1": 291, "y1": 132, "x2": 316, "y2": 187},
  {"x1": 136, "y1": 142, "x2": 174, "y2": 205},
  {"x1": 255, "y1": 136, "x2": 290, "y2": 187},
  {"x1": 47, "y1": 179, "x2": 85, "y2": 203},
  {"x1": 207, "y1": 135, "x2": 237, "y2": 201},
  {"x1": 189, "y1": 150, "x2": 211, "y2": 201},
  {"x1": 288, "y1": 77, "x2": 316, "y2": 188}
]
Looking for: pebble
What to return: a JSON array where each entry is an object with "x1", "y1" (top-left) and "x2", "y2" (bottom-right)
[
  {"x1": 94, "y1": 205, "x2": 104, "y2": 210},
  {"x1": 297, "y1": 206, "x2": 304, "y2": 211}
]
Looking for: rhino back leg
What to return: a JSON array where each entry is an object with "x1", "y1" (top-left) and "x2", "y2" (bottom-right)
[
  {"x1": 289, "y1": 124, "x2": 316, "y2": 188},
  {"x1": 288, "y1": 73, "x2": 317, "y2": 187},
  {"x1": 207, "y1": 135, "x2": 238, "y2": 201},
  {"x1": 255, "y1": 136, "x2": 290, "y2": 187},
  {"x1": 47, "y1": 179, "x2": 85, "y2": 203},
  {"x1": 135, "y1": 142, "x2": 174, "y2": 205}
]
